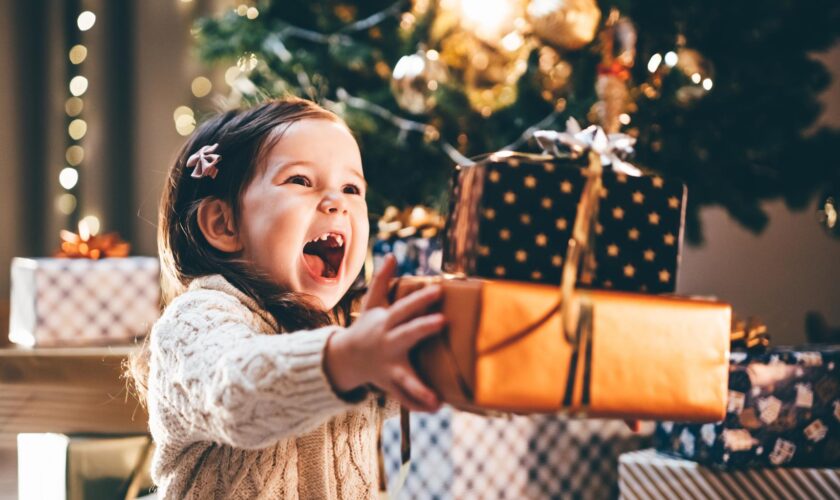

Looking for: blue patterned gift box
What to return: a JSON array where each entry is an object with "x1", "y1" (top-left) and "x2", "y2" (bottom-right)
[
  {"x1": 654, "y1": 346, "x2": 840, "y2": 468},
  {"x1": 372, "y1": 237, "x2": 442, "y2": 277}
]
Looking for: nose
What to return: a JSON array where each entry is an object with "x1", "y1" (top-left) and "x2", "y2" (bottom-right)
[{"x1": 318, "y1": 190, "x2": 348, "y2": 215}]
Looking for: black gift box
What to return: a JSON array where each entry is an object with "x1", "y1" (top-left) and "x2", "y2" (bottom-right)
[
  {"x1": 654, "y1": 346, "x2": 840, "y2": 468},
  {"x1": 443, "y1": 152, "x2": 686, "y2": 293}
]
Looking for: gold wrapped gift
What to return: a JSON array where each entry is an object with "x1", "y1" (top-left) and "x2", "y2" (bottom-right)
[{"x1": 394, "y1": 276, "x2": 730, "y2": 422}]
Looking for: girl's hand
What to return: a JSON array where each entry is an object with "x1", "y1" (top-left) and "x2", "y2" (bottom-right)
[{"x1": 325, "y1": 255, "x2": 444, "y2": 412}]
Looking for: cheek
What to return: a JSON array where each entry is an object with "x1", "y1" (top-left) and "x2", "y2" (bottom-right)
[
  {"x1": 241, "y1": 196, "x2": 309, "y2": 267},
  {"x1": 349, "y1": 206, "x2": 369, "y2": 269}
]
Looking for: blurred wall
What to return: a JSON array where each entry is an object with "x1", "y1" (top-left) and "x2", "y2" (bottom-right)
[
  {"x1": 676, "y1": 45, "x2": 840, "y2": 345},
  {"x1": 133, "y1": 0, "x2": 211, "y2": 256},
  {"x1": 0, "y1": 1, "x2": 20, "y2": 299}
]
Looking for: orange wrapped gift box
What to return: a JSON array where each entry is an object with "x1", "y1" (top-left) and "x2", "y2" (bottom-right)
[{"x1": 394, "y1": 276, "x2": 730, "y2": 422}]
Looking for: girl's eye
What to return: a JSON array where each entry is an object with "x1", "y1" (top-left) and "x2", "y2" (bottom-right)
[
  {"x1": 285, "y1": 175, "x2": 311, "y2": 187},
  {"x1": 343, "y1": 184, "x2": 362, "y2": 195}
]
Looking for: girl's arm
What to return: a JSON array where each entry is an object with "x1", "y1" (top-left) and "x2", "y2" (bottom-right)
[{"x1": 148, "y1": 289, "x2": 364, "y2": 450}]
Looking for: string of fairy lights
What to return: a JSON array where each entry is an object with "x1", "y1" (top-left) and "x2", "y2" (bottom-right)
[{"x1": 59, "y1": 8, "x2": 100, "y2": 235}]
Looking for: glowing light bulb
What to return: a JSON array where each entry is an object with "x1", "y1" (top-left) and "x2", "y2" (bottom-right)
[
  {"x1": 59, "y1": 167, "x2": 79, "y2": 190},
  {"x1": 77, "y1": 11, "x2": 96, "y2": 31},
  {"x1": 80, "y1": 215, "x2": 101, "y2": 236},
  {"x1": 69, "y1": 76, "x2": 88, "y2": 96},
  {"x1": 647, "y1": 53, "x2": 662, "y2": 73}
]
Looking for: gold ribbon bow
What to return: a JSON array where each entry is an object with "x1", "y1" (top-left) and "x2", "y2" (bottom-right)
[
  {"x1": 731, "y1": 317, "x2": 769, "y2": 351},
  {"x1": 377, "y1": 205, "x2": 445, "y2": 240},
  {"x1": 55, "y1": 222, "x2": 130, "y2": 259}
]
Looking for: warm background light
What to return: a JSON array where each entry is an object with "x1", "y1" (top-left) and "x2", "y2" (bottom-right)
[
  {"x1": 77, "y1": 11, "x2": 96, "y2": 31},
  {"x1": 69, "y1": 76, "x2": 88, "y2": 97},
  {"x1": 68, "y1": 44, "x2": 87, "y2": 64}
]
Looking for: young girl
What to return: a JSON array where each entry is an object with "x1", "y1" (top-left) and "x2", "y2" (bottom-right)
[{"x1": 132, "y1": 97, "x2": 445, "y2": 499}]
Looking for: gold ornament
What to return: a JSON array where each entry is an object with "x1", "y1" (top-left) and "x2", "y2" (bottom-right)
[
  {"x1": 445, "y1": 33, "x2": 530, "y2": 115},
  {"x1": 391, "y1": 49, "x2": 449, "y2": 114},
  {"x1": 527, "y1": 0, "x2": 601, "y2": 51},
  {"x1": 377, "y1": 205, "x2": 445, "y2": 239},
  {"x1": 432, "y1": 1, "x2": 531, "y2": 115},
  {"x1": 645, "y1": 34, "x2": 715, "y2": 107},
  {"x1": 674, "y1": 47, "x2": 715, "y2": 106},
  {"x1": 438, "y1": 0, "x2": 527, "y2": 49}
]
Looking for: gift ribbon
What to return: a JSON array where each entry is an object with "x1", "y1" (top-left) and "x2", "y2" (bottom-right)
[
  {"x1": 441, "y1": 119, "x2": 642, "y2": 412},
  {"x1": 533, "y1": 117, "x2": 641, "y2": 177}
]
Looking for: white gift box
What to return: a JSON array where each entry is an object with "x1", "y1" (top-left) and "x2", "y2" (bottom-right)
[
  {"x1": 9, "y1": 257, "x2": 160, "y2": 347},
  {"x1": 619, "y1": 449, "x2": 840, "y2": 500},
  {"x1": 17, "y1": 433, "x2": 155, "y2": 500}
]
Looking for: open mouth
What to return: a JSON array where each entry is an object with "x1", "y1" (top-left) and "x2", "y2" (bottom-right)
[{"x1": 302, "y1": 232, "x2": 346, "y2": 280}]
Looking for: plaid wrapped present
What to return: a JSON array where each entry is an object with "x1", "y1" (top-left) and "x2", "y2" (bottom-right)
[
  {"x1": 9, "y1": 257, "x2": 160, "y2": 347},
  {"x1": 654, "y1": 346, "x2": 840, "y2": 468},
  {"x1": 382, "y1": 408, "x2": 651, "y2": 499}
]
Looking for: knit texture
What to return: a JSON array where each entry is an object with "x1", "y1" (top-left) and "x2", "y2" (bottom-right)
[{"x1": 147, "y1": 274, "x2": 396, "y2": 499}]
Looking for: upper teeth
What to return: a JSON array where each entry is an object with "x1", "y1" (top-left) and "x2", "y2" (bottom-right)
[{"x1": 310, "y1": 233, "x2": 344, "y2": 246}]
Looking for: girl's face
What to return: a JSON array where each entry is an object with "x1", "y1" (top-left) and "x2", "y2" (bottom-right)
[{"x1": 238, "y1": 119, "x2": 369, "y2": 310}]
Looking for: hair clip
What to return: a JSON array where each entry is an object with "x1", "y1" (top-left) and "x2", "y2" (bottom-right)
[{"x1": 186, "y1": 143, "x2": 221, "y2": 179}]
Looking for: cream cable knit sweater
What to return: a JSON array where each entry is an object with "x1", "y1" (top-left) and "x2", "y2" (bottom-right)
[{"x1": 147, "y1": 274, "x2": 394, "y2": 499}]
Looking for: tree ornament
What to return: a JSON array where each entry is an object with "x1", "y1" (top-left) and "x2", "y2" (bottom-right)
[
  {"x1": 463, "y1": 40, "x2": 530, "y2": 116},
  {"x1": 674, "y1": 47, "x2": 715, "y2": 106},
  {"x1": 527, "y1": 0, "x2": 601, "y2": 51},
  {"x1": 390, "y1": 49, "x2": 449, "y2": 114},
  {"x1": 594, "y1": 10, "x2": 636, "y2": 133},
  {"x1": 439, "y1": 29, "x2": 530, "y2": 116},
  {"x1": 439, "y1": 0, "x2": 527, "y2": 48},
  {"x1": 817, "y1": 188, "x2": 840, "y2": 238}
]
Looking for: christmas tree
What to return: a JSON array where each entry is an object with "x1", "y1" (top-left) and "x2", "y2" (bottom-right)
[{"x1": 191, "y1": 0, "x2": 840, "y2": 242}]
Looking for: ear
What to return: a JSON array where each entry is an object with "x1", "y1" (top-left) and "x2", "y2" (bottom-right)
[{"x1": 196, "y1": 198, "x2": 243, "y2": 253}]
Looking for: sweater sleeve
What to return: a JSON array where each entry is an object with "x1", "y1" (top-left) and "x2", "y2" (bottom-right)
[{"x1": 147, "y1": 289, "x2": 361, "y2": 450}]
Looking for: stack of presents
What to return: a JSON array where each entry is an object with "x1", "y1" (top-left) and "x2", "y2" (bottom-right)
[
  {"x1": 7, "y1": 119, "x2": 839, "y2": 498},
  {"x1": 8, "y1": 230, "x2": 159, "y2": 499},
  {"x1": 375, "y1": 120, "x2": 840, "y2": 498}
]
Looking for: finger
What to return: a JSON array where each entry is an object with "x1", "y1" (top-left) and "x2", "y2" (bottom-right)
[
  {"x1": 389, "y1": 313, "x2": 446, "y2": 352},
  {"x1": 362, "y1": 254, "x2": 396, "y2": 311},
  {"x1": 391, "y1": 367, "x2": 440, "y2": 412},
  {"x1": 383, "y1": 381, "x2": 431, "y2": 413},
  {"x1": 625, "y1": 420, "x2": 641, "y2": 433},
  {"x1": 386, "y1": 284, "x2": 443, "y2": 328}
]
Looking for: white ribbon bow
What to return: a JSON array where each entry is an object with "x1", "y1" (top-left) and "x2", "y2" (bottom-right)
[{"x1": 533, "y1": 118, "x2": 641, "y2": 177}]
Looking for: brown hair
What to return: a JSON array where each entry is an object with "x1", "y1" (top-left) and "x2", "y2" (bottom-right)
[{"x1": 127, "y1": 97, "x2": 364, "y2": 404}]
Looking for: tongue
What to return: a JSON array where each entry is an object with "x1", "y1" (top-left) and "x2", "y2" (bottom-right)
[{"x1": 303, "y1": 253, "x2": 327, "y2": 277}]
